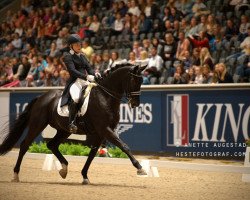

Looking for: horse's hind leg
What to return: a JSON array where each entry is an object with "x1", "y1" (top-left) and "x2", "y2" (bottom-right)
[
  {"x1": 103, "y1": 127, "x2": 147, "y2": 175},
  {"x1": 13, "y1": 122, "x2": 48, "y2": 182},
  {"x1": 47, "y1": 131, "x2": 70, "y2": 179}
]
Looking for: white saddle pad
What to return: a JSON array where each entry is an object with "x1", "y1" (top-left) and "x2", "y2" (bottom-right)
[{"x1": 57, "y1": 83, "x2": 97, "y2": 117}]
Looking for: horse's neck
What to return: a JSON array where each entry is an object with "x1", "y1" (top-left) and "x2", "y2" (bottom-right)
[{"x1": 102, "y1": 68, "x2": 128, "y2": 95}]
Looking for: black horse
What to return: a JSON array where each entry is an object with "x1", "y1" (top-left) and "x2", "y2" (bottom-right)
[{"x1": 0, "y1": 63, "x2": 147, "y2": 184}]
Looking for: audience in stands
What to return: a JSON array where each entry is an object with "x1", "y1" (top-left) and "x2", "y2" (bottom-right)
[{"x1": 0, "y1": 0, "x2": 249, "y2": 88}]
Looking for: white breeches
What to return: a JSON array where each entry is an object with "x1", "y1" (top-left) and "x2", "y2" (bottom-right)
[{"x1": 70, "y1": 78, "x2": 89, "y2": 103}]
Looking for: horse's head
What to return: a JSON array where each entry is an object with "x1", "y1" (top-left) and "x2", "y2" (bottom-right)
[{"x1": 125, "y1": 64, "x2": 147, "y2": 108}]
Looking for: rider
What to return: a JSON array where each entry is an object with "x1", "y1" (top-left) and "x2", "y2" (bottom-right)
[{"x1": 61, "y1": 34, "x2": 97, "y2": 134}]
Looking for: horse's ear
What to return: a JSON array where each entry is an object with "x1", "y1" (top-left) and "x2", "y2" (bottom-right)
[
  {"x1": 138, "y1": 64, "x2": 147, "y2": 72},
  {"x1": 132, "y1": 65, "x2": 139, "y2": 73}
]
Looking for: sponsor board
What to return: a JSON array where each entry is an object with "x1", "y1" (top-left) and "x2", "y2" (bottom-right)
[
  {"x1": 165, "y1": 90, "x2": 250, "y2": 158},
  {"x1": 1, "y1": 88, "x2": 249, "y2": 158}
]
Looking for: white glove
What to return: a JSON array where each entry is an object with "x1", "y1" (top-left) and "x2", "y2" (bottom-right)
[
  {"x1": 95, "y1": 72, "x2": 102, "y2": 79},
  {"x1": 87, "y1": 75, "x2": 95, "y2": 82}
]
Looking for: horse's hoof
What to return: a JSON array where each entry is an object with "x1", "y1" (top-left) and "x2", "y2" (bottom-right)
[
  {"x1": 137, "y1": 168, "x2": 147, "y2": 176},
  {"x1": 82, "y1": 179, "x2": 90, "y2": 185},
  {"x1": 11, "y1": 173, "x2": 20, "y2": 182},
  {"x1": 59, "y1": 164, "x2": 68, "y2": 179}
]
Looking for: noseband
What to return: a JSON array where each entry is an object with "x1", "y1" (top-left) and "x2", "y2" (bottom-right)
[{"x1": 126, "y1": 72, "x2": 142, "y2": 98}]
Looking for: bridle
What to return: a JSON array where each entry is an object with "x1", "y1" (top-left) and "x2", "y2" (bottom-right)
[
  {"x1": 126, "y1": 72, "x2": 142, "y2": 106},
  {"x1": 96, "y1": 72, "x2": 142, "y2": 105}
]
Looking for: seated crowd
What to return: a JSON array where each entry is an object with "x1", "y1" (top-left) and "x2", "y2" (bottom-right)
[{"x1": 0, "y1": 0, "x2": 250, "y2": 87}]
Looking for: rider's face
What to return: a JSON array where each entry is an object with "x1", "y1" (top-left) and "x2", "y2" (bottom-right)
[{"x1": 72, "y1": 42, "x2": 82, "y2": 53}]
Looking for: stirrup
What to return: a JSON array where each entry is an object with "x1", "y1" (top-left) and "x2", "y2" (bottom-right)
[{"x1": 68, "y1": 122, "x2": 78, "y2": 134}]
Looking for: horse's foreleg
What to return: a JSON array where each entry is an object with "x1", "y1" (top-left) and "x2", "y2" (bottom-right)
[
  {"x1": 47, "y1": 131, "x2": 70, "y2": 179},
  {"x1": 104, "y1": 127, "x2": 147, "y2": 175},
  {"x1": 81, "y1": 138, "x2": 102, "y2": 185}
]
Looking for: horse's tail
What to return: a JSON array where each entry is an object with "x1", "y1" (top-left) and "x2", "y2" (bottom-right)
[{"x1": 0, "y1": 97, "x2": 38, "y2": 155}]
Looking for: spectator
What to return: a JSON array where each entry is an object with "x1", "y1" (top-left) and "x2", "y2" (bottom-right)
[
  {"x1": 33, "y1": 70, "x2": 46, "y2": 87},
  {"x1": 118, "y1": 1, "x2": 128, "y2": 17},
  {"x1": 13, "y1": 56, "x2": 31, "y2": 84},
  {"x1": 77, "y1": 4, "x2": 87, "y2": 19},
  {"x1": 88, "y1": 15, "x2": 100, "y2": 35},
  {"x1": 176, "y1": 31, "x2": 191, "y2": 61},
  {"x1": 139, "y1": 13, "x2": 152, "y2": 34},
  {"x1": 89, "y1": 53, "x2": 97, "y2": 66},
  {"x1": 188, "y1": 30, "x2": 209, "y2": 50},
  {"x1": 235, "y1": 46, "x2": 250, "y2": 82},
  {"x1": 169, "y1": 7, "x2": 182, "y2": 23},
  {"x1": 196, "y1": 14, "x2": 207, "y2": 33},
  {"x1": 194, "y1": 66, "x2": 203, "y2": 84},
  {"x1": 137, "y1": 50, "x2": 150, "y2": 66},
  {"x1": 192, "y1": 0, "x2": 210, "y2": 17},
  {"x1": 69, "y1": 4, "x2": 79, "y2": 27},
  {"x1": 187, "y1": 67, "x2": 195, "y2": 83},
  {"x1": 172, "y1": 63, "x2": 189, "y2": 84},
  {"x1": 59, "y1": 69, "x2": 70, "y2": 86},
  {"x1": 180, "y1": 18, "x2": 191, "y2": 35},
  {"x1": 144, "y1": 0, "x2": 159, "y2": 19},
  {"x1": 56, "y1": 31, "x2": 64, "y2": 50},
  {"x1": 142, "y1": 39, "x2": 152, "y2": 54},
  {"x1": 206, "y1": 14, "x2": 216, "y2": 40},
  {"x1": 172, "y1": 20, "x2": 180, "y2": 38},
  {"x1": 107, "y1": 51, "x2": 126, "y2": 69},
  {"x1": 84, "y1": 2, "x2": 95, "y2": 16},
  {"x1": 51, "y1": 5, "x2": 61, "y2": 21},
  {"x1": 131, "y1": 15, "x2": 140, "y2": 36},
  {"x1": 200, "y1": 47, "x2": 214, "y2": 70},
  {"x1": 164, "y1": 20, "x2": 174, "y2": 34},
  {"x1": 146, "y1": 46, "x2": 164, "y2": 84},
  {"x1": 186, "y1": 17, "x2": 199, "y2": 36},
  {"x1": 122, "y1": 13, "x2": 132, "y2": 36},
  {"x1": 133, "y1": 41, "x2": 143, "y2": 59},
  {"x1": 44, "y1": 56, "x2": 55, "y2": 75},
  {"x1": 238, "y1": 15, "x2": 250, "y2": 42},
  {"x1": 51, "y1": 70, "x2": 61, "y2": 86},
  {"x1": 202, "y1": 64, "x2": 213, "y2": 83},
  {"x1": 26, "y1": 29, "x2": 36, "y2": 48},
  {"x1": 161, "y1": 6, "x2": 171, "y2": 22},
  {"x1": 59, "y1": 8, "x2": 69, "y2": 26},
  {"x1": 240, "y1": 27, "x2": 250, "y2": 53},
  {"x1": 182, "y1": 50, "x2": 192, "y2": 69},
  {"x1": 128, "y1": 51, "x2": 137, "y2": 64},
  {"x1": 224, "y1": 19, "x2": 239, "y2": 41},
  {"x1": 81, "y1": 39, "x2": 94, "y2": 60},
  {"x1": 46, "y1": 42, "x2": 60, "y2": 58},
  {"x1": 128, "y1": 0, "x2": 141, "y2": 17},
  {"x1": 111, "y1": 13, "x2": 124, "y2": 36},
  {"x1": 179, "y1": 0, "x2": 194, "y2": 20},
  {"x1": 93, "y1": 54, "x2": 103, "y2": 73},
  {"x1": 216, "y1": 63, "x2": 234, "y2": 83},
  {"x1": 99, "y1": 52, "x2": 110, "y2": 74},
  {"x1": 106, "y1": 2, "x2": 119, "y2": 27},
  {"x1": 160, "y1": 32, "x2": 177, "y2": 63}
]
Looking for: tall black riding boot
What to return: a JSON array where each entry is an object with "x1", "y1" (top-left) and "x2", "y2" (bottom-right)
[{"x1": 68, "y1": 101, "x2": 78, "y2": 134}]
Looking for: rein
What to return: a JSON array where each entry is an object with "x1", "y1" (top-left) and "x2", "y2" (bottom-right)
[
  {"x1": 96, "y1": 82, "x2": 128, "y2": 103},
  {"x1": 96, "y1": 72, "x2": 142, "y2": 104}
]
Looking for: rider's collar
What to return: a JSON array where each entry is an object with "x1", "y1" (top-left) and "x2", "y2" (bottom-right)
[{"x1": 69, "y1": 49, "x2": 81, "y2": 56}]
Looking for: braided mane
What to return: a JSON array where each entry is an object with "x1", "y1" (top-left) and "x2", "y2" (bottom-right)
[{"x1": 102, "y1": 62, "x2": 136, "y2": 78}]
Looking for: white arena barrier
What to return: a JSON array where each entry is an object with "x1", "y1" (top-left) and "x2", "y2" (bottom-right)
[{"x1": 138, "y1": 159, "x2": 159, "y2": 177}]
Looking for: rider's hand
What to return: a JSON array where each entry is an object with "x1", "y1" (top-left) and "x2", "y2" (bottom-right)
[
  {"x1": 87, "y1": 75, "x2": 95, "y2": 82},
  {"x1": 95, "y1": 72, "x2": 102, "y2": 79}
]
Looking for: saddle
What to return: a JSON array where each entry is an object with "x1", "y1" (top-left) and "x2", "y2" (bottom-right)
[{"x1": 57, "y1": 83, "x2": 97, "y2": 117}]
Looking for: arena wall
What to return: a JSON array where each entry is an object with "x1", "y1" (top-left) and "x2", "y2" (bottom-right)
[{"x1": 0, "y1": 84, "x2": 250, "y2": 159}]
